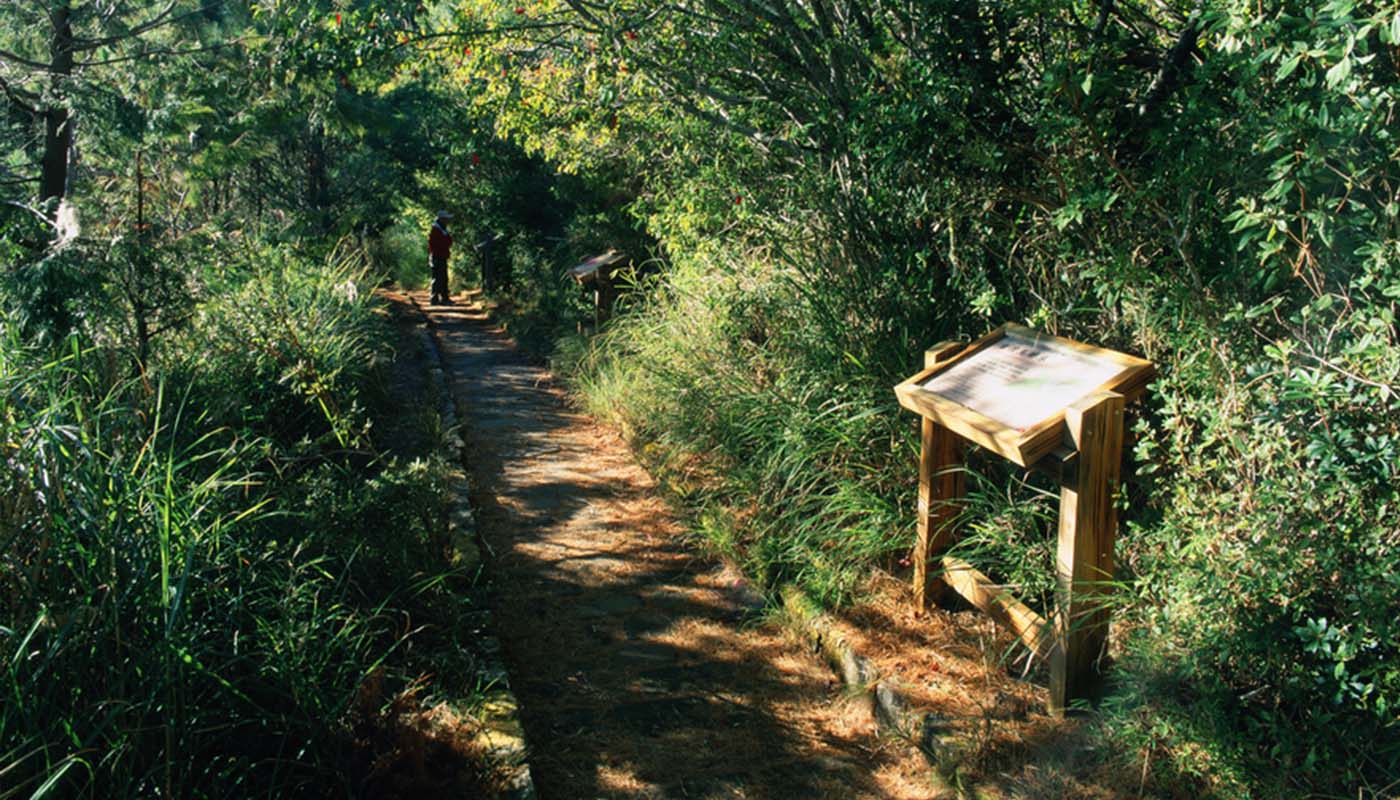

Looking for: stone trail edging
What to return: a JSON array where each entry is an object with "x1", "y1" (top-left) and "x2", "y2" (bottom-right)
[
  {"x1": 412, "y1": 302, "x2": 537, "y2": 800},
  {"x1": 779, "y1": 586, "x2": 979, "y2": 799}
]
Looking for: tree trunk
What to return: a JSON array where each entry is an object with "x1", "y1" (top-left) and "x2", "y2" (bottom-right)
[
  {"x1": 39, "y1": 3, "x2": 74, "y2": 208},
  {"x1": 305, "y1": 122, "x2": 328, "y2": 228}
]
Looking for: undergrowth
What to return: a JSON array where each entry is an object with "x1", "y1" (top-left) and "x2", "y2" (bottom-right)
[{"x1": 0, "y1": 243, "x2": 491, "y2": 797}]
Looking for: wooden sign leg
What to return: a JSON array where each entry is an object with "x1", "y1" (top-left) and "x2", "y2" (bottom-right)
[
  {"x1": 595, "y1": 281, "x2": 617, "y2": 328},
  {"x1": 1050, "y1": 391, "x2": 1125, "y2": 716},
  {"x1": 913, "y1": 341, "x2": 965, "y2": 610}
]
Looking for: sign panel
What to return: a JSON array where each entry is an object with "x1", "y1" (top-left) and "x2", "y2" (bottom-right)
[
  {"x1": 919, "y1": 332, "x2": 1123, "y2": 432},
  {"x1": 569, "y1": 251, "x2": 626, "y2": 285},
  {"x1": 895, "y1": 324, "x2": 1154, "y2": 466}
]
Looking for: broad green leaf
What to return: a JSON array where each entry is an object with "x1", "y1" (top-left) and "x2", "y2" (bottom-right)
[{"x1": 1325, "y1": 56, "x2": 1352, "y2": 87}]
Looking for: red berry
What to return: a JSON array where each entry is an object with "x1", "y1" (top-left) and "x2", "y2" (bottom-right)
[
  {"x1": 472, "y1": 153, "x2": 480, "y2": 165},
  {"x1": 335, "y1": 13, "x2": 341, "y2": 26},
  {"x1": 515, "y1": 7, "x2": 524, "y2": 14},
  {"x1": 734, "y1": 195, "x2": 742, "y2": 205}
]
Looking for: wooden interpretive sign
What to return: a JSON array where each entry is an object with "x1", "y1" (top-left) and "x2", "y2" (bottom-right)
[
  {"x1": 569, "y1": 250, "x2": 627, "y2": 288},
  {"x1": 895, "y1": 324, "x2": 1152, "y2": 467},
  {"x1": 895, "y1": 324, "x2": 1154, "y2": 716},
  {"x1": 477, "y1": 233, "x2": 504, "y2": 291}
]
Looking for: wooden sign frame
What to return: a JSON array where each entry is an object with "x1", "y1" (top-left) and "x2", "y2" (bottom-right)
[
  {"x1": 895, "y1": 326, "x2": 1154, "y2": 716},
  {"x1": 569, "y1": 250, "x2": 627, "y2": 288},
  {"x1": 895, "y1": 324, "x2": 1152, "y2": 467}
]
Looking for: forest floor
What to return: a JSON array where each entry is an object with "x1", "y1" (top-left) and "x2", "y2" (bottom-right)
[{"x1": 389, "y1": 288, "x2": 1166, "y2": 799}]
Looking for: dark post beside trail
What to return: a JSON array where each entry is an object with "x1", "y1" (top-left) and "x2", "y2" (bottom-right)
[
  {"x1": 477, "y1": 233, "x2": 502, "y2": 292},
  {"x1": 569, "y1": 250, "x2": 628, "y2": 330},
  {"x1": 893, "y1": 324, "x2": 1154, "y2": 715}
]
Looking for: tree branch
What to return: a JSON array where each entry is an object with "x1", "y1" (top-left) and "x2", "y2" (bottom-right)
[
  {"x1": 1135, "y1": 18, "x2": 1201, "y2": 119},
  {"x1": 0, "y1": 48, "x2": 55, "y2": 72},
  {"x1": 71, "y1": 0, "x2": 181, "y2": 50},
  {"x1": 78, "y1": 40, "x2": 238, "y2": 67},
  {"x1": 1, "y1": 199, "x2": 57, "y2": 227},
  {"x1": 0, "y1": 73, "x2": 40, "y2": 115}
]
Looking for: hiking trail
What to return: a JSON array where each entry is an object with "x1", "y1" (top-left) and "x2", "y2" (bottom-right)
[{"x1": 398, "y1": 290, "x2": 934, "y2": 799}]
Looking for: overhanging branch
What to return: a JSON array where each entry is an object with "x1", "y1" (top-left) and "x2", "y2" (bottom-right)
[{"x1": 1135, "y1": 18, "x2": 1201, "y2": 119}]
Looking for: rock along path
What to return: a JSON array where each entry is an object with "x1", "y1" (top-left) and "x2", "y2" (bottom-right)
[{"x1": 412, "y1": 292, "x2": 931, "y2": 799}]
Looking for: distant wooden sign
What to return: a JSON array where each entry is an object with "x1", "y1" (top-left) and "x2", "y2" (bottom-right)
[
  {"x1": 570, "y1": 250, "x2": 629, "y2": 330},
  {"x1": 569, "y1": 250, "x2": 627, "y2": 288},
  {"x1": 895, "y1": 324, "x2": 1153, "y2": 467}
]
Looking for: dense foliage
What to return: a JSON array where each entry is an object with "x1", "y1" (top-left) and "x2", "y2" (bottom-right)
[
  {"x1": 0, "y1": 252, "x2": 466, "y2": 796},
  {"x1": 428, "y1": 0, "x2": 1399, "y2": 794},
  {"x1": 0, "y1": 2, "x2": 495, "y2": 795}
]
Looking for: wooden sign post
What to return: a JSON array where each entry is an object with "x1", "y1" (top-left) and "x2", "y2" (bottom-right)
[
  {"x1": 894, "y1": 324, "x2": 1153, "y2": 715},
  {"x1": 569, "y1": 250, "x2": 628, "y2": 329},
  {"x1": 477, "y1": 233, "x2": 503, "y2": 292}
]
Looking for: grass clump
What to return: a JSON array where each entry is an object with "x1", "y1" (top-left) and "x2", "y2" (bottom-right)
[{"x1": 0, "y1": 243, "x2": 488, "y2": 797}]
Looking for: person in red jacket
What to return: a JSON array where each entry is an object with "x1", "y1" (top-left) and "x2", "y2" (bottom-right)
[{"x1": 428, "y1": 210, "x2": 454, "y2": 304}]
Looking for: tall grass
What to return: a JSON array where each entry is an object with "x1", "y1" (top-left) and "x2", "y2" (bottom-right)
[
  {"x1": 563, "y1": 249, "x2": 916, "y2": 602},
  {"x1": 0, "y1": 244, "x2": 467, "y2": 797}
]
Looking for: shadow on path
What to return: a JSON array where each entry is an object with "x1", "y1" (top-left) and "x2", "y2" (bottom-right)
[{"x1": 416, "y1": 292, "x2": 925, "y2": 799}]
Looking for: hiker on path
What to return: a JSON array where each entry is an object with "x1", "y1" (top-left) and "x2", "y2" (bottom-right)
[{"x1": 428, "y1": 210, "x2": 453, "y2": 304}]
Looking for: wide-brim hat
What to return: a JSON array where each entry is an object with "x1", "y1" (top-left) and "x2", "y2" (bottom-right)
[{"x1": 436, "y1": 210, "x2": 453, "y2": 219}]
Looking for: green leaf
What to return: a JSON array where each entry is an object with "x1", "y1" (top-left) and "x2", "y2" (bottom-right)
[
  {"x1": 1325, "y1": 56, "x2": 1352, "y2": 88},
  {"x1": 1276, "y1": 53, "x2": 1302, "y2": 81},
  {"x1": 1245, "y1": 297, "x2": 1283, "y2": 319}
]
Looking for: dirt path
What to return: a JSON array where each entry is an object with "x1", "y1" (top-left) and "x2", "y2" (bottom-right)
[{"x1": 407, "y1": 291, "x2": 932, "y2": 799}]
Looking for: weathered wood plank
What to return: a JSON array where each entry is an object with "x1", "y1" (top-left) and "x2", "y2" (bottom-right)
[
  {"x1": 941, "y1": 555, "x2": 1052, "y2": 659},
  {"x1": 913, "y1": 341, "x2": 965, "y2": 610},
  {"x1": 896, "y1": 386, "x2": 1046, "y2": 466},
  {"x1": 924, "y1": 341, "x2": 966, "y2": 369},
  {"x1": 1049, "y1": 390, "x2": 1125, "y2": 716}
]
